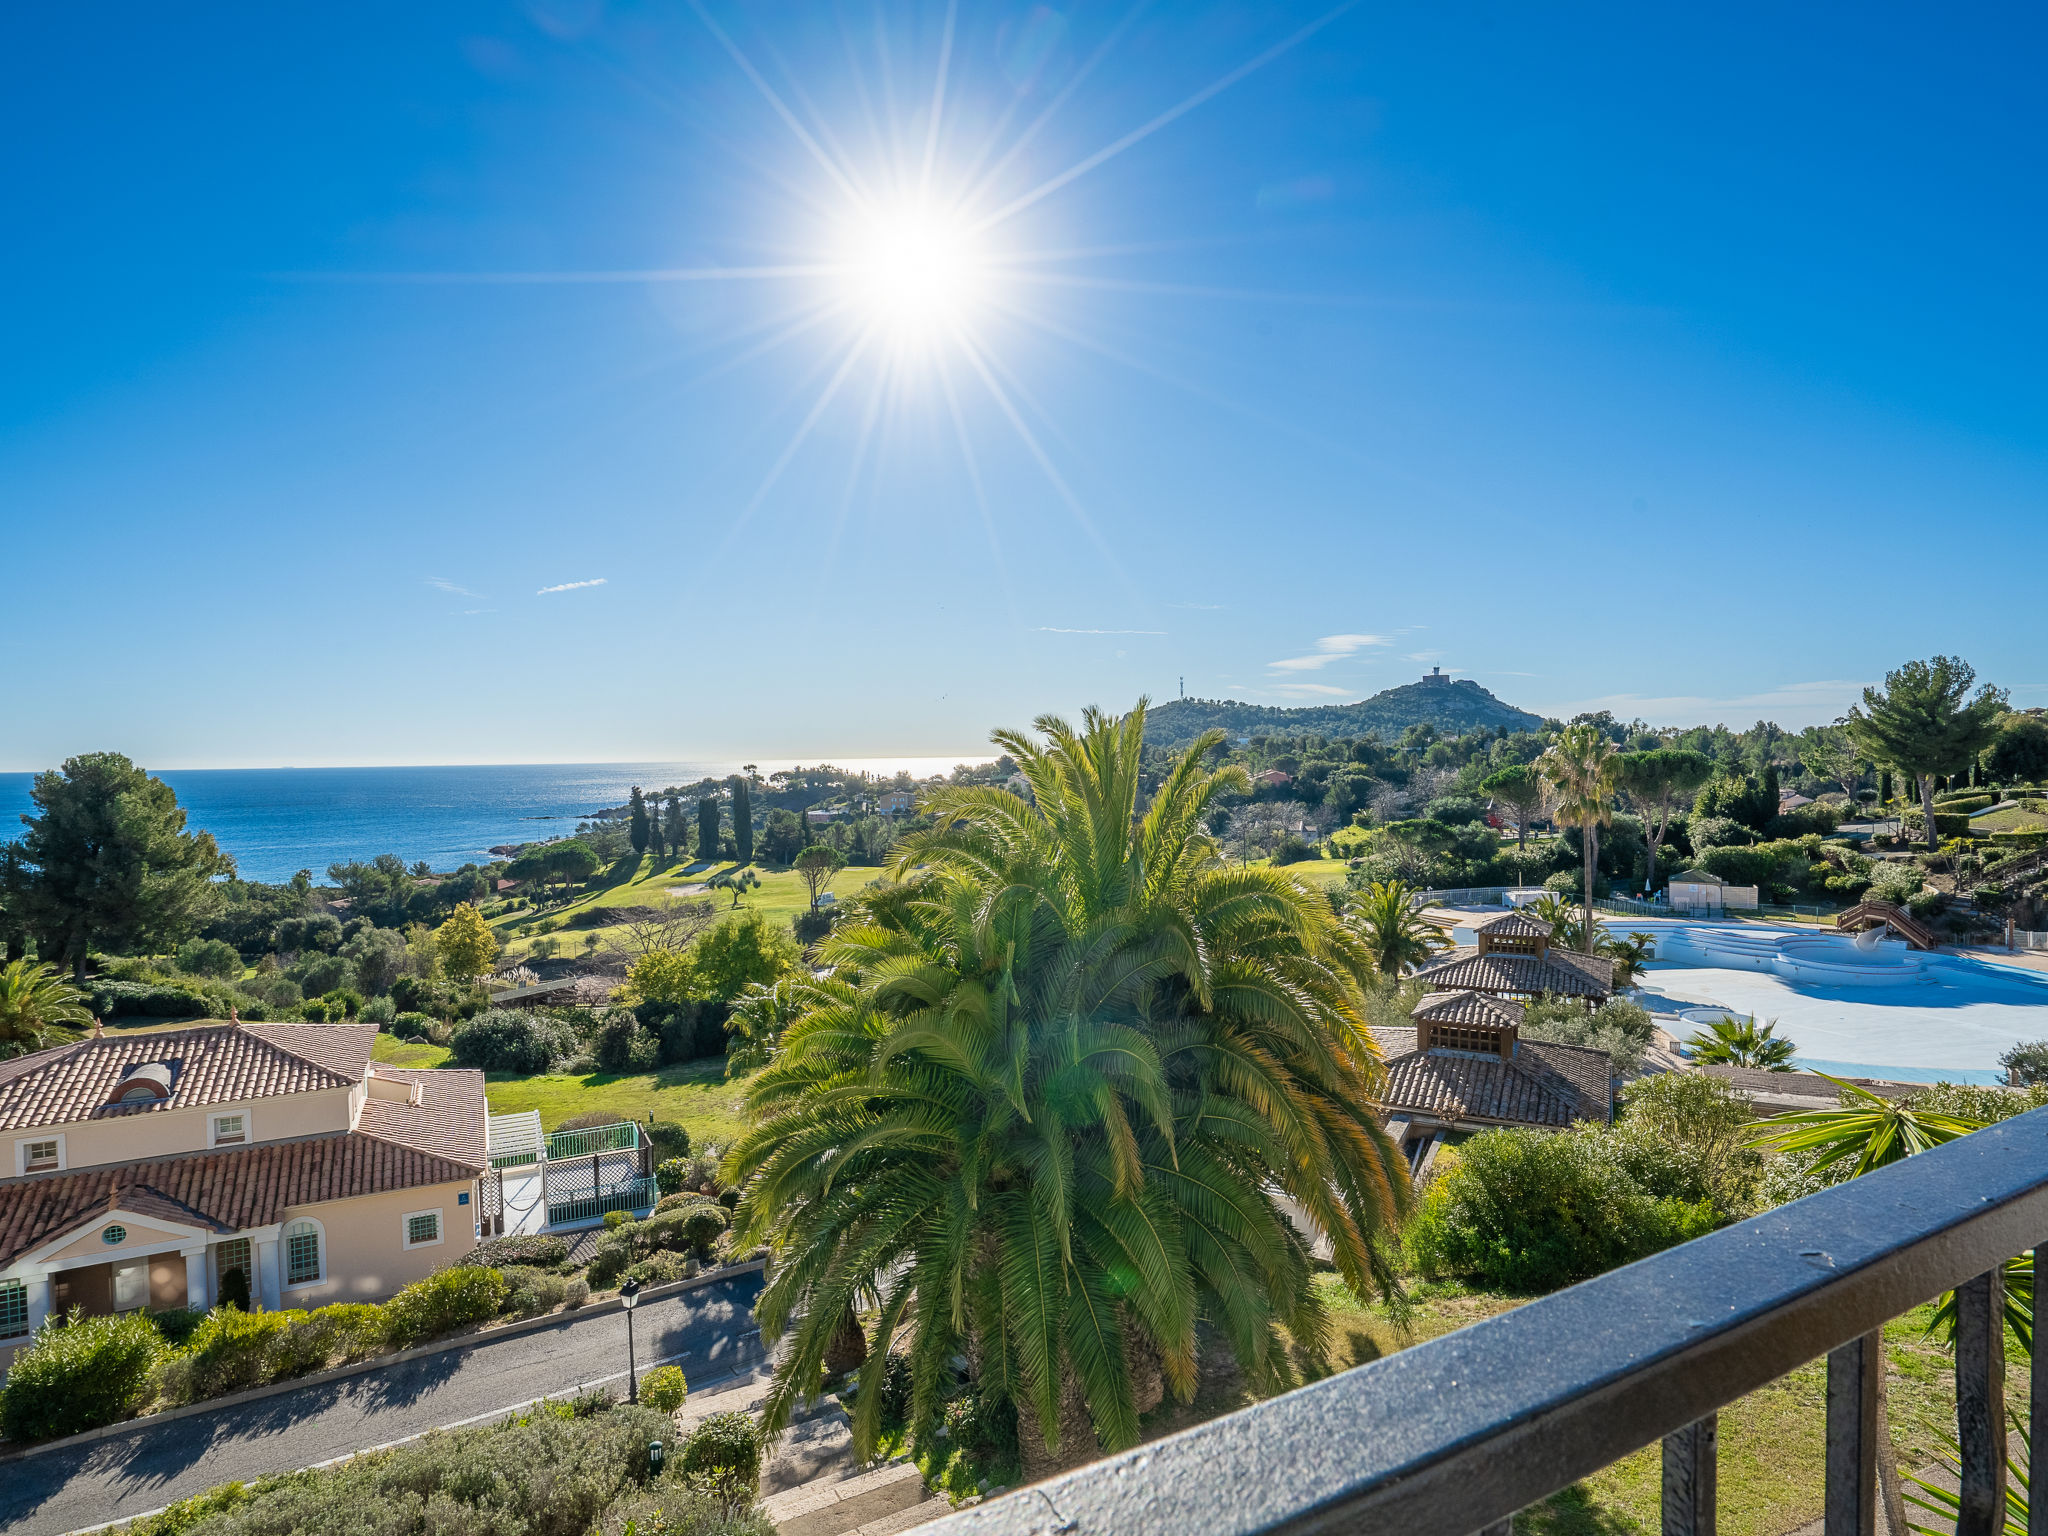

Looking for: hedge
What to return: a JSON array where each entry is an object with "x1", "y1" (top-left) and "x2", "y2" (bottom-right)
[
  {"x1": 1934, "y1": 793, "x2": 1996, "y2": 813},
  {"x1": 1901, "y1": 811, "x2": 1973, "y2": 838},
  {"x1": 381, "y1": 1264, "x2": 508, "y2": 1348},
  {"x1": 467, "y1": 1233, "x2": 571, "y2": 1270},
  {"x1": 0, "y1": 1308, "x2": 163, "y2": 1441},
  {"x1": 1991, "y1": 830, "x2": 2048, "y2": 849}
]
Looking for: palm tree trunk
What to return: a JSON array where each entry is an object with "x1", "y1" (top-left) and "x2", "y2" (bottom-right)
[
  {"x1": 1582, "y1": 827, "x2": 1598, "y2": 954},
  {"x1": 1017, "y1": 1367, "x2": 1100, "y2": 1486}
]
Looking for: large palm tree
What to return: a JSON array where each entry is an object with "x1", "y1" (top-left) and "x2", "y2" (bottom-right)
[
  {"x1": 1348, "y1": 880, "x2": 1450, "y2": 979},
  {"x1": 0, "y1": 959, "x2": 92, "y2": 1058},
  {"x1": 726, "y1": 703, "x2": 1409, "y2": 1481},
  {"x1": 1539, "y1": 724, "x2": 1621, "y2": 954}
]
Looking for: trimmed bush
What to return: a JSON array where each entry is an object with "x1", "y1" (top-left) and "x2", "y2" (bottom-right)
[
  {"x1": 657, "y1": 1158, "x2": 691, "y2": 1196},
  {"x1": 1901, "y1": 810, "x2": 1973, "y2": 839},
  {"x1": 1991, "y1": 829, "x2": 2048, "y2": 849},
  {"x1": 166, "y1": 1307, "x2": 294, "y2": 1400},
  {"x1": 88, "y1": 979, "x2": 209, "y2": 1019},
  {"x1": 468, "y1": 1232, "x2": 571, "y2": 1270},
  {"x1": 641, "y1": 1364, "x2": 689, "y2": 1413},
  {"x1": 680, "y1": 1410, "x2": 762, "y2": 1503},
  {"x1": 1934, "y1": 791, "x2": 1996, "y2": 812},
  {"x1": 646, "y1": 1120, "x2": 691, "y2": 1160},
  {"x1": 1, "y1": 1308, "x2": 163, "y2": 1440},
  {"x1": 597, "y1": 1485, "x2": 772, "y2": 1536},
  {"x1": 381, "y1": 1264, "x2": 508, "y2": 1348},
  {"x1": 593, "y1": 1009, "x2": 662, "y2": 1073},
  {"x1": 1407, "y1": 1128, "x2": 1718, "y2": 1294}
]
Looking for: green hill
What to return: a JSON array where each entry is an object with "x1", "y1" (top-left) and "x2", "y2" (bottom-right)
[{"x1": 1145, "y1": 673, "x2": 1545, "y2": 748}]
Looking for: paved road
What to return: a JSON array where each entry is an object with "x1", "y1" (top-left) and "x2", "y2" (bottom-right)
[{"x1": 1, "y1": 1271, "x2": 767, "y2": 1536}]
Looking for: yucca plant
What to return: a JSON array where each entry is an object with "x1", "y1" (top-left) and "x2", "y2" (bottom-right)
[
  {"x1": 727, "y1": 702, "x2": 1409, "y2": 1480},
  {"x1": 1904, "y1": 1415, "x2": 2029, "y2": 1536}
]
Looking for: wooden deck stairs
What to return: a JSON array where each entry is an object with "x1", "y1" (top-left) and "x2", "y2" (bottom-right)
[{"x1": 1835, "y1": 900, "x2": 1938, "y2": 951}]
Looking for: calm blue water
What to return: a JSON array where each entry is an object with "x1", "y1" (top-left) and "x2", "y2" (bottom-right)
[{"x1": 0, "y1": 757, "x2": 984, "y2": 884}]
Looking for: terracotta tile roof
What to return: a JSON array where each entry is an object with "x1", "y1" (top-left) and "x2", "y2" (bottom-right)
[
  {"x1": 1700, "y1": 1064, "x2": 1918, "y2": 1102},
  {"x1": 0, "y1": 1130, "x2": 480, "y2": 1268},
  {"x1": 1410, "y1": 946, "x2": 1615, "y2": 1000},
  {"x1": 1377, "y1": 1048, "x2": 1583, "y2": 1129},
  {"x1": 357, "y1": 1068, "x2": 488, "y2": 1168},
  {"x1": 0, "y1": 1024, "x2": 375, "y2": 1133},
  {"x1": 1369, "y1": 1026, "x2": 1611, "y2": 1129},
  {"x1": 1470, "y1": 910, "x2": 1554, "y2": 938},
  {"x1": 1412, "y1": 990, "x2": 1526, "y2": 1029}
]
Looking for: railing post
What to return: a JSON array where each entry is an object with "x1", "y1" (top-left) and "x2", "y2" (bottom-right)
[
  {"x1": 1662, "y1": 1414, "x2": 1716, "y2": 1536},
  {"x1": 2033, "y1": 1250, "x2": 2046, "y2": 1536},
  {"x1": 1954, "y1": 1267, "x2": 2008, "y2": 1536},
  {"x1": 1825, "y1": 1331, "x2": 1879, "y2": 1536}
]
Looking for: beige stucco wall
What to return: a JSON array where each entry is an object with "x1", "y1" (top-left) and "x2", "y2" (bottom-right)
[
  {"x1": 43, "y1": 1213, "x2": 212, "y2": 1266},
  {"x1": 278, "y1": 1178, "x2": 480, "y2": 1306},
  {"x1": 10, "y1": 1084, "x2": 357, "y2": 1175}
]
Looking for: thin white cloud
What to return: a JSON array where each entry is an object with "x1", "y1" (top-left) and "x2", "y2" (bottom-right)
[
  {"x1": 1033, "y1": 626, "x2": 1166, "y2": 635},
  {"x1": 1532, "y1": 680, "x2": 1870, "y2": 730},
  {"x1": 1268, "y1": 633, "x2": 1389, "y2": 672},
  {"x1": 537, "y1": 578, "x2": 608, "y2": 595},
  {"x1": 426, "y1": 577, "x2": 482, "y2": 598}
]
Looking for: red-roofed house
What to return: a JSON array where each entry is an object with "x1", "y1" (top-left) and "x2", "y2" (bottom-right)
[{"x1": 0, "y1": 1022, "x2": 487, "y2": 1374}]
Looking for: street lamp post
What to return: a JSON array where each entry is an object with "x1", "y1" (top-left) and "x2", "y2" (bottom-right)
[{"x1": 620, "y1": 1278, "x2": 642, "y2": 1404}]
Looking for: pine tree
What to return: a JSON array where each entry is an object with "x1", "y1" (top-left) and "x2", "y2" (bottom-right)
[
  {"x1": 628, "y1": 787, "x2": 651, "y2": 856},
  {"x1": 732, "y1": 777, "x2": 755, "y2": 865},
  {"x1": 699, "y1": 796, "x2": 722, "y2": 861}
]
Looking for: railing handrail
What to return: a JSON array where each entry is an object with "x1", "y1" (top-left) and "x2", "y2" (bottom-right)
[{"x1": 926, "y1": 1104, "x2": 2048, "y2": 1536}]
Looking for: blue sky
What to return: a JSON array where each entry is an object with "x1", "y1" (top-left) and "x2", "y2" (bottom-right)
[{"x1": 4, "y1": 2, "x2": 2044, "y2": 769}]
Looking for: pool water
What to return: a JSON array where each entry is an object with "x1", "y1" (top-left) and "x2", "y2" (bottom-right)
[{"x1": 1622, "y1": 919, "x2": 2048, "y2": 1083}]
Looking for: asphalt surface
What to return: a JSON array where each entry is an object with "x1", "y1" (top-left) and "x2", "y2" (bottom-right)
[{"x1": 0, "y1": 1270, "x2": 767, "y2": 1536}]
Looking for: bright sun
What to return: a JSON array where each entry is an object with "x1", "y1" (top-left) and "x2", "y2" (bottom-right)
[{"x1": 839, "y1": 204, "x2": 987, "y2": 337}]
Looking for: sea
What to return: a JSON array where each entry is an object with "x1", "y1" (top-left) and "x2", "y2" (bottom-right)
[{"x1": 0, "y1": 758, "x2": 989, "y2": 885}]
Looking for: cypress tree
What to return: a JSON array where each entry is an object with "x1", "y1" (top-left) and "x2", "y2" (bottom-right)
[
  {"x1": 699, "y1": 796, "x2": 721, "y2": 860},
  {"x1": 664, "y1": 794, "x2": 685, "y2": 860},
  {"x1": 732, "y1": 777, "x2": 755, "y2": 865},
  {"x1": 628, "y1": 787, "x2": 651, "y2": 856}
]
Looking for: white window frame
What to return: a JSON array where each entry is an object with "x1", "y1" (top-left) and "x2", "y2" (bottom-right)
[
  {"x1": 401, "y1": 1208, "x2": 444, "y2": 1250},
  {"x1": 283, "y1": 1217, "x2": 326, "y2": 1289},
  {"x1": 207, "y1": 1110, "x2": 250, "y2": 1148},
  {"x1": 15, "y1": 1133, "x2": 65, "y2": 1176}
]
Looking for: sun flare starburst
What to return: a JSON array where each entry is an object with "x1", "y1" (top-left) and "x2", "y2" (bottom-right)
[{"x1": 837, "y1": 203, "x2": 989, "y2": 339}]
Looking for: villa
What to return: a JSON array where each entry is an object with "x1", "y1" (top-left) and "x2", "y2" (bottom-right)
[
  {"x1": 0, "y1": 1021, "x2": 486, "y2": 1374},
  {"x1": 1410, "y1": 909, "x2": 1614, "y2": 1001},
  {"x1": 1371, "y1": 989, "x2": 1612, "y2": 1179}
]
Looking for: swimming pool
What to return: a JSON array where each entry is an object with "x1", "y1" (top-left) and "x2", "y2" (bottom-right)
[{"x1": 1620, "y1": 918, "x2": 2048, "y2": 1083}]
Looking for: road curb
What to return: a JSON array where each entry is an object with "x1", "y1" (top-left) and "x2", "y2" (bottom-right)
[{"x1": 0, "y1": 1259, "x2": 765, "y2": 1465}]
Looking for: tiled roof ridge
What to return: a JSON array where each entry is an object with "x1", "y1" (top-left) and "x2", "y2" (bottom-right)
[{"x1": 2, "y1": 1125, "x2": 356, "y2": 1186}]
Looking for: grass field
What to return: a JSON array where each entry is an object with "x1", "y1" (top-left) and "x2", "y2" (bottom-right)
[
  {"x1": 491, "y1": 853, "x2": 881, "y2": 963},
  {"x1": 372, "y1": 1032, "x2": 755, "y2": 1146},
  {"x1": 1975, "y1": 804, "x2": 2048, "y2": 834}
]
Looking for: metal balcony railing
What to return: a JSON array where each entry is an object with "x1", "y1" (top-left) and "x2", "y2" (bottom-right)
[{"x1": 926, "y1": 1104, "x2": 2048, "y2": 1536}]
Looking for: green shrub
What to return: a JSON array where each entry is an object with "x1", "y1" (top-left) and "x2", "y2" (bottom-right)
[
  {"x1": 680, "y1": 1410, "x2": 761, "y2": 1502},
  {"x1": 150, "y1": 1306, "x2": 209, "y2": 1349},
  {"x1": 1991, "y1": 829, "x2": 2048, "y2": 848},
  {"x1": 88, "y1": 979, "x2": 210, "y2": 1018},
  {"x1": 122, "y1": 1400, "x2": 675, "y2": 1536},
  {"x1": 657, "y1": 1158, "x2": 691, "y2": 1196},
  {"x1": 639, "y1": 1201, "x2": 728, "y2": 1257},
  {"x1": 448, "y1": 1008, "x2": 580, "y2": 1073},
  {"x1": 564, "y1": 1279, "x2": 591, "y2": 1309},
  {"x1": 176, "y1": 938, "x2": 244, "y2": 979},
  {"x1": 594, "y1": 1009, "x2": 662, "y2": 1072},
  {"x1": 640, "y1": 1364, "x2": 689, "y2": 1413},
  {"x1": 1906, "y1": 890, "x2": 1945, "y2": 920},
  {"x1": 646, "y1": 1121, "x2": 691, "y2": 1161},
  {"x1": 586, "y1": 1229, "x2": 639, "y2": 1289},
  {"x1": 165, "y1": 1307, "x2": 295, "y2": 1401},
  {"x1": 468, "y1": 1233, "x2": 570, "y2": 1270},
  {"x1": 1934, "y1": 791, "x2": 1996, "y2": 812},
  {"x1": 499, "y1": 1266, "x2": 571, "y2": 1317},
  {"x1": 1406, "y1": 1128, "x2": 1718, "y2": 1294},
  {"x1": 626, "y1": 1253, "x2": 694, "y2": 1288},
  {"x1": 1519, "y1": 997, "x2": 1655, "y2": 1075},
  {"x1": 381, "y1": 1264, "x2": 508, "y2": 1348},
  {"x1": 392, "y1": 1009, "x2": 437, "y2": 1038},
  {"x1": 605, "y1": 1209, "x2": 633, "y2": 1229},
  {"x1": 597, "y1": 1484, "x2": 772, "y2": 1536},
  {"x1": 1, "y1": 1308, "x2": 163, "y2": 1439},
  {"x1": 1901, "y1": 810, "x2": 1973, "y2": 839}
]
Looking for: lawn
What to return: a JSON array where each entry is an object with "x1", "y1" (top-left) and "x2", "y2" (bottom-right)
[
  {"x1": 490, "y1": 852, "x2": 881, "y2": 963},
  {"x1": 372, "y1": 1033, "x2": 756, "y2": 1146},
  {"x1": 1974, "y1": 804, "x2": 2048, "y2": 834},
  {"x1": 1142, "y1": 1280, "x2": 2006, "y2": 1536}
]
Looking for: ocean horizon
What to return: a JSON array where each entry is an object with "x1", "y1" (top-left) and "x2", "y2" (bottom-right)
[{"x1": 0, "y1": 756, "x2": 993, "y2": 884}]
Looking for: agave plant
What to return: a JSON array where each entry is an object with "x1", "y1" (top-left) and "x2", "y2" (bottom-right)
[
  {"x1": 0, "y1": 960, "x2": 92, "y2": 1058},
  {"x1": 1904, "y1": 1415, "x2": 2030, "y2": 1536},
  {"x1": 1684, "y1": 1014, "x2": 1798, "y2": 1071},
  {"x1": 726, "y1": 702, "x2": 1408, "y2": 1479}
]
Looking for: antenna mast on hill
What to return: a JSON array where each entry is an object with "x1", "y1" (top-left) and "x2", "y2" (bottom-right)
[{"x1": 1179, "y1": 676, "x2": 1184, "y2": 700}]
